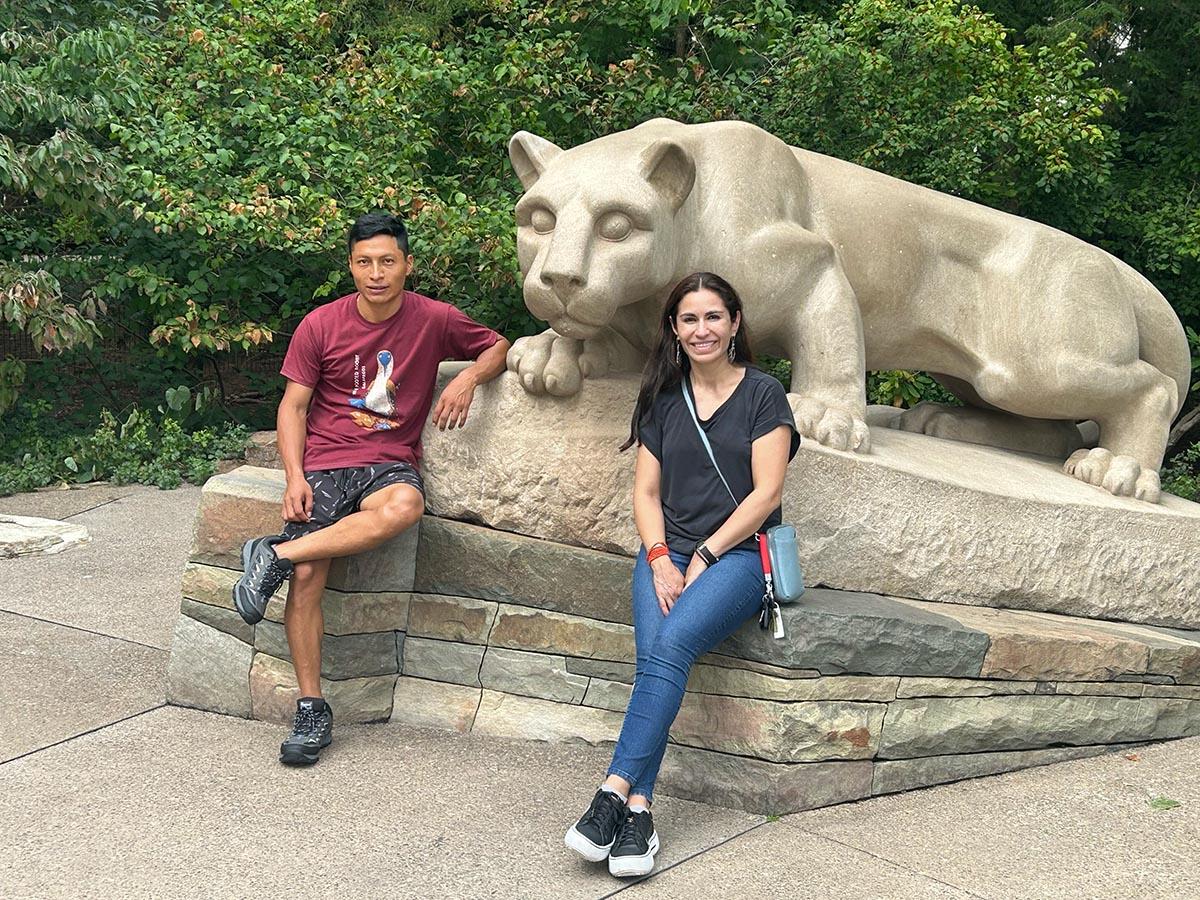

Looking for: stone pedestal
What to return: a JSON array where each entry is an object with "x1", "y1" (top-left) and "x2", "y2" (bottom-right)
[
  {"x1": 166, "y1": 465, "x2": 1200, "y2": 815},
  {"x1": 419, "y1": 367, "x2": 1200, "y2": 629}
]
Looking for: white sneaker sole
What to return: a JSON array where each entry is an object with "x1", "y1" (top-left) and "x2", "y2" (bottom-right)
[
  {"x1": 608, "y1": 831, "x2": 659, "y2": 877},
  {"x1": 564, "y1": 824, "x2": 612, "y2": 863}
]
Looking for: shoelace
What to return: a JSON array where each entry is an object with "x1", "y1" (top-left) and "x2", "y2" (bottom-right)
[
  {"x1": 249, "y1": 551, "x2": 291, "y2": 596},
  {"x1": 612, "y1": 812, "x2": 651, "y2": 853},
  {"x1": 580, "y1": 791, "x2": 625, "y2": 836},
  {"x1": 292, "y1": 706, "x2": 324, "y2": 738}
]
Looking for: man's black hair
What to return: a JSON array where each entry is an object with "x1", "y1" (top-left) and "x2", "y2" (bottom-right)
[{"x1": 347, "y1": 211, "x2": 409, "y2": 255}]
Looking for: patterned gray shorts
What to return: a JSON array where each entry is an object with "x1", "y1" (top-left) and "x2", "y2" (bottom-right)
[{"x1": 280, "y1": 463, "x2": 425, "y2": 541}]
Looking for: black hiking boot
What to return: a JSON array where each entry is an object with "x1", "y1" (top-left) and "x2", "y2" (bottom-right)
[
  {"x1": 279, "y1": 697, "x2": 333, "y2": 766},
  {"x1": 233, "y1": 535, "x2": 293, "y2": 625}
]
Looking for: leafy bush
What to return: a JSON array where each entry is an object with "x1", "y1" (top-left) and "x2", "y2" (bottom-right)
[
  {"x1": 868, "y1": 370, "x2": 961, "y2": 408},
  {"x1": 1162, "y1": 441, "x2": 1200, "y2": 502},
  {"x1": 0, "y1": 396, "x2": 249, "y2": 494}
]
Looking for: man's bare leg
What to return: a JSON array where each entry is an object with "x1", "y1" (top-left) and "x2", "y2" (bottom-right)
[
  {"x1": 275, "y1": 483, "x2": 424, "y2": 565},
  {"x1": 284, "y1": 557, "x2": 332, "y2": 698}
]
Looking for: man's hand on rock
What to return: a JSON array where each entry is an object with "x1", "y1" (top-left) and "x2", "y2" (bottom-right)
[{"x1": 433, "y1": 370, "x2": 478, "y2": 431}]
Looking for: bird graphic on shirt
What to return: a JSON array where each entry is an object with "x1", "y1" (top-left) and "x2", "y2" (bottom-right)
[{"x1": 348, "y1": 349, "x2": 399, "y2": 429}]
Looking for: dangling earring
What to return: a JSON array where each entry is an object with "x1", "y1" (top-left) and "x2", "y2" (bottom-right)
[
  {"x1": 674, "y1": 337, "x2": 682, "y2": 366},
  {"x1": 727, "y1": 333, "x2": 737, "y2": 362}
]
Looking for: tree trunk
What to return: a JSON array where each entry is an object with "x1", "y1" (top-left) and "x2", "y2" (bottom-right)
[{"x1": 1167, "y1": 402, "x2": 1200, "y2": 454}]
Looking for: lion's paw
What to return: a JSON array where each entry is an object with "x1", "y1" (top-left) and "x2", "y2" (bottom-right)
[
  {"x1": 507, "y1": 331, "x2": 584, "y2": 397},
  {"x1": 788, "y1": 395, "x2": 870, "y2": 452},
  {"x1": 1063, "y1": 448, "x2": 1161, "y2": 502}
]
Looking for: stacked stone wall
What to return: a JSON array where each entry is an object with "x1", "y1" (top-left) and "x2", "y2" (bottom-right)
[{"x1": 167, "y1": 467, "x2": 1200, "y2": 814}]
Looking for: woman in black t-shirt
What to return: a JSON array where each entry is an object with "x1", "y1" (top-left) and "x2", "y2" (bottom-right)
[{"x1": 565, "y1": 272, "x2": 800, "y2": 878}]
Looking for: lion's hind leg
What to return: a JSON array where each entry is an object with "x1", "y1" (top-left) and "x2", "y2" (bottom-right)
[
  {"x1": 890, "y1": 372, "x2": 1091, "y2": 458},
  {"x1": 891, "y1": 402, "x2": 1088, "y2": 458},
  {"x1": 1061, "y1": 359, "x2": 1179, "y2": 502},
  {"x1": 958, "y1": 354, "x2": 1177, "y2": 502}
]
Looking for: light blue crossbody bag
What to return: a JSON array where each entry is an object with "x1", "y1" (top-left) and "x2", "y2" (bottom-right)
[{"x1": 680, "y1": 379, "x2": 805, "y2": 638}]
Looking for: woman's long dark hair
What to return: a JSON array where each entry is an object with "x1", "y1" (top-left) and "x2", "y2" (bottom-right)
[{"x1": 620, "y1": 272, "x2": 755, "y2": 451}]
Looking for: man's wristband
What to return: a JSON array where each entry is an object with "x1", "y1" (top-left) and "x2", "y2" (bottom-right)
[
  {"x1": 646, "y1": 542, "x2": 670, "y2": 564},
  {"x1": 694, "y1": 541, "x2": 719, "y2": 567}
]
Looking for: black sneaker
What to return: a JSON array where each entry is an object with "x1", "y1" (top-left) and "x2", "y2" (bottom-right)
[
  {"x1": 233, "y1": 535, "x2": 293, "y2": 625},
  {"x1": 565, "y1": 788, "x2": 627, "y2": 862},
  {"x1": 608, "y1": 808, "x2": 659, "y2": 877},
  {"x1": 279, "y1": 697, "x2": 333, "y2": 766}
]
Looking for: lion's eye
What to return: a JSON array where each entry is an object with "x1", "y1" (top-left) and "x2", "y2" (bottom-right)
[
  {"x1": 597, "y1": 212, "x2": 633, "y2": 242},
  {"x1": 530, "y1": 208, "x2": 556, "y2": 234}
]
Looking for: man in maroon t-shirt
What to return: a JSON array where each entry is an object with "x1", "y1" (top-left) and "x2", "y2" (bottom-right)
[{"x1": 232, "y1": 211, "x2": 510, "y2": 765}]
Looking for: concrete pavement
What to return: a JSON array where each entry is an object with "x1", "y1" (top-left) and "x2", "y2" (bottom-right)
[{"x1": 1, "y1": 483, "x2": 1196, "y2": 898}]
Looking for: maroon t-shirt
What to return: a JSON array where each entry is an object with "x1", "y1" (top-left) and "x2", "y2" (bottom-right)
[{"x1": 280, "y1": 291, "x2": 500, "y2": 471}]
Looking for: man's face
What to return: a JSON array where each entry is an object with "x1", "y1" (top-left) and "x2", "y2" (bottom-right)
[{"x1": 348, "y1": 234, "x2": 413, "y2": 308}]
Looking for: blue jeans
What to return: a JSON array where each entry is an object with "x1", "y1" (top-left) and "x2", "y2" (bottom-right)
[{"x1": 606, "y1": 545, "x2": 764, "y2": 803}]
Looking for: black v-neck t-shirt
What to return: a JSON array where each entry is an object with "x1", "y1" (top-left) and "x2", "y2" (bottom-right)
[{"x1": 638, "y1": 366, "x2": 800, "y2": 556}]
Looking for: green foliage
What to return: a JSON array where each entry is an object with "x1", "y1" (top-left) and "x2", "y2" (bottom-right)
[
  {"x1": 708, "y1": 0, "x2": 1119, "y2": 234},
  {"x1": 0, "y1": 355, "x2": 25, "y2": 413},
  {"x1": 976, "y1": 1, "x2": 1200, "y2": 332},
  {"x1": 868, "y1": 370, "x2": 961, "y2": 408},
  {"x1": 0, "y1": 396, "x2": 249, "y2": 494},
  {"x1": 0, "y1": 1, "x2": 148, "y2": 352},
  {"x1": 0, "y1": 0, "x2": 1193, "y2": 435},
  {"x1": 1161, "y1": 441, "x2": 1200, "y2": 502}
]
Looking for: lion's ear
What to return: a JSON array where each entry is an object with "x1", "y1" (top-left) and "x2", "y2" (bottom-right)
[
  {"x1": 509, "y1": 132, "x2": 563, "y2": 190},
  {"x1": 639, "y1": 139, "x2": 695, "y2": 211}
]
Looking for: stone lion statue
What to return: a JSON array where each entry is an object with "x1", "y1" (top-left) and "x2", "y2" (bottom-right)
[{"x1": 505, "y1": 118, "x2": 1191, "y2": 502}]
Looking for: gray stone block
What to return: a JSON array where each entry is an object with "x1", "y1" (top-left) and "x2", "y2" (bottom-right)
[
  {"x1": 414, "y1": 516, "x2": 634, "y2": 624},
  {"x1": 566, "y1": 658, "x2": 636, "y2": 683},
  {"x1": 478, "y1": 647, "x2": 588, "y2": 704},
  {"x1": 896, "y1": 677, "x2": 1039, "y2": 698},
  {"x1": 262, "y1": 588, "x2": 410, "y2": 636},
  {"x1": 1046, "y1": 681, "x2": 1144, "y2": 697},
  {"x1": 698, "y1": 653, "x2": 822, "y2": 680},
  {"x1": 1142, "y1": 683, "x2": 1200, "y2": 700},
  {"x1": 947, "y1": 606, "x2": 1152, "y2": 681},
  {"x1": 166, "y1": 616, "x2": 253, "y2": 718},
  {"x1": 390, "y1": 676, "x2": 481, "y2": 733},
  {"x1": 401, "y1": 636, "x2": 485, "y2": 687},
  {"x1": 248, "y1": 652, "x2": 394, "y2": 724},
  {"x1": 253, "y1": 621, "x2": 399, "y2": 679},
  {"x1": 180, "y1": 597, "x2": 253, "y2": 644},
  {"x1": 582, "y1": 678, "x2": 632, "y2": 712},
  {"x1": 657, "y1": 745, "x2": 874, "y2": 815},
  {"x1": 878, "y1": 694, "x2": 1200, "y2": 759},
  {"x1": 472, "y1": 690, "x2": 623, "y2": 745},
  {"x1": 179, "y1": 562, "x2": 241, "y2": 611},
  {"x1": 718, "y1": 588, "x2": 989, "y2": 677},
  {"x1": 190, "y1": 467, "x2": 287, "y2": 569},
  {"x1": 407, "y1": 593, "x2": 497, "y2": 644},
  {"x1": 489, "y1": 604, "x2": 635, "y2": 661},
  {"x1": 671, "y1": 694, "x2": 885, "y2": 763},
  {"x1": 326, "y1": 526, "x2": 418, "y2": 593},
  {"x1": 872, "y1": 744, "x2": 1124, "y2": 795},
  {"x1": 686, "y1": 666, "x2": 898, "y2": 702}
]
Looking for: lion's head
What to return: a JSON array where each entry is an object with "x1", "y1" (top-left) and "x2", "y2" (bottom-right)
[{"x1": 509, "y1": 123, "x2": 696, "y2": 339}]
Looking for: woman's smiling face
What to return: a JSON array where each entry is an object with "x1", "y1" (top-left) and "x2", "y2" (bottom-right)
[{"x1": 673, "y1": 288, "x2": 739, "y2": 364}]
